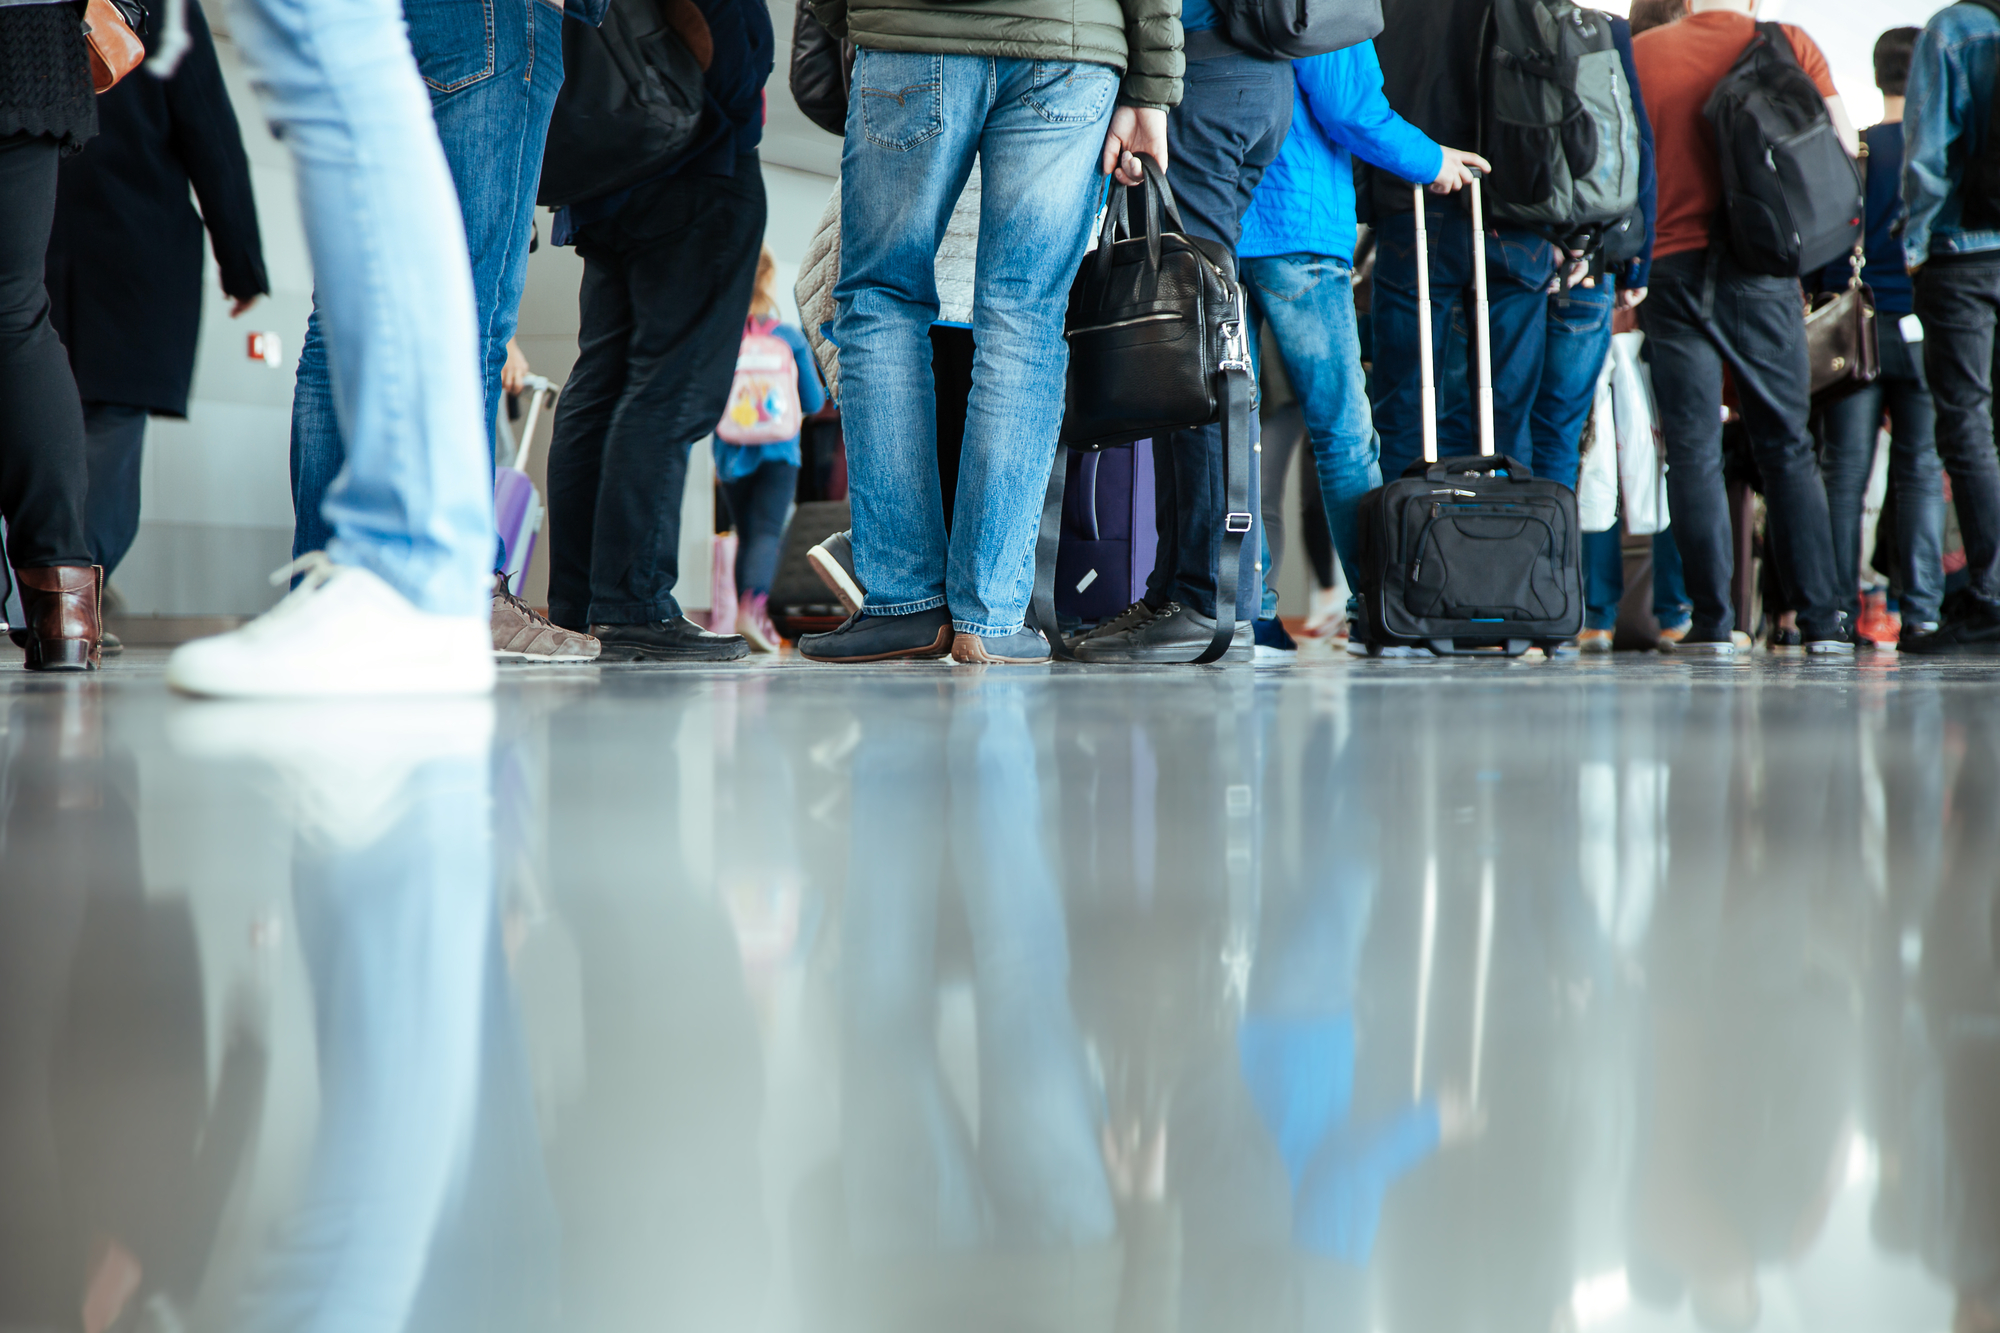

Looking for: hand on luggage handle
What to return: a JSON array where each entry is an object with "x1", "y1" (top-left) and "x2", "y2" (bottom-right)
[{"x1": 1410, "y1": 172, "x2": 1495, "y2": 467}]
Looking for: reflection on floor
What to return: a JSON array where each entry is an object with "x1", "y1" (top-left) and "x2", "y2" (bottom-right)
[{"x1": 1, "y1": 650, "x2": 1995, "y2": 1333}]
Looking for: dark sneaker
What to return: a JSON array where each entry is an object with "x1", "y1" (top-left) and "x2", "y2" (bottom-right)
[
  {"x1": 1073, "y1": 602, "x2": 1253, "y2": 663},
  {"x1": 807, "y1": 530, "x2": 865, "y2": 616},
  {"x1": 1253, "y1": 617, "x2": 1298, "y2": 660},
  {"x1": 1899, "y1": 597, "x2": 2000, "y2": 655},
  {"x1": 1070, "y1": 598, "x2": 1161, "y2": 647},
  {"x1": 1803, "y1": 614, "x2": 1858, "y2": 656},
  {"x1": 951, "y1": 627, "x2": 1051, "y2": 664},
  {"x1": 1662, "y1": 626, "x2": 1740, "y2": 655},
  {"x1": 1766, "y1": 625, "x2": 1803, "y2": 654},
  {"x1": 592, "y1": 616, "x2": 748, "y2": 662},
  {"x1": 1897, "y1": 621, "x2": 1942, "y2": 652},
  {"x1": 798, "y1": 606, "x2": 953, "y2": 662}
]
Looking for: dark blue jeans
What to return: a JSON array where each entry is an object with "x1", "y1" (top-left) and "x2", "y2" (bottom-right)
[
  {"x1": 1372, "y1": 210, "x2": 1558, "y2": 483},
  {"x1": 1640, "y1": 249, "x2": 1845, "y2": 638},
  {"x1": 290, "y1": 0, "x2": 565, "y2": 561},
  {"x1": 720, "y1": 461, "x2": 798, "y2": 596},
  {"x1": 1529, "y1": 280, "x2": 1617, "y2": 491},
  {"x1": 1818, "y1": 319, "x2": 1941, "y2": 622},
  {"x1": 1584, "y1": 527, "x2": 1692, "y2": 631},
  {"x1": 1916, "y1": 257, "x2": 2000, "y2": 609},
  {"x1": 1146, "y1": 51, "x2": 1293, "y2": 621}
]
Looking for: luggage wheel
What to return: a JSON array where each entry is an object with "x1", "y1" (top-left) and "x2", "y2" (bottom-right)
[{"x1": 1426, "y1": 639, "x2": 1534, "y2": 658}]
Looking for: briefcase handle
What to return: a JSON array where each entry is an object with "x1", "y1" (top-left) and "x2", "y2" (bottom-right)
[
  {"x1": 1415, "y1": 453, "x2": 1534, "y2": 482},
  {"x1": 1411, "y1": 171, "x2": 1496, "y2": 462}
]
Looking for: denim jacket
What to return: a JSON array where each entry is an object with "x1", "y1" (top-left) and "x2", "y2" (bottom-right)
[{"x1": 1904, "y1": 2, "x2": 2000, "y2": 266}]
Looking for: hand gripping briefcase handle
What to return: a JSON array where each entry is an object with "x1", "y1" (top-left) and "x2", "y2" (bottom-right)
[{"x1": 1035, "y1": 154, "x2": 1254, "y2": 665}]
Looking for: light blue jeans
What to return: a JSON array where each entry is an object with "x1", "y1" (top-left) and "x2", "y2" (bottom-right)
[
  {"x1": 1244, "y1": 254, "x2": 1382, "y2": 614},
  {"x1": 241, "y1": 753, "x2": 494, "y2": 1333},
  {"x1": 256, "y1": 0, "x2": 554, "y2": 615},
  {"x1": 834, "y1": 50, "x2": 1116, "y2": 636},
  {"x1": 842, "y1": 681, "x2": 1114, "y2": 1249}
]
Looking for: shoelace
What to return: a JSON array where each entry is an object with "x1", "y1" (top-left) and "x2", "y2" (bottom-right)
[
  {"x1": 269, "y1": 550, "x2": 339, "y2": 595},
  {"x1": 494, "y1": 578, "x2": 563, "y2": 631},
  {"x1": 226, "y1": 551, "x2": 344, "y2": 641}
]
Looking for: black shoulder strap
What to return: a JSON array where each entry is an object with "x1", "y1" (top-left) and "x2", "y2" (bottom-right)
[
  {"x1": 1753, "y1": 20, "x2": 1794, "y2": 67},
  {"x1": 1031, "y1": 446, "x2": 1074, "y2": 659},
  {"x1": 1194, "y1": 365, "x2": 1253, "y2": 665}
]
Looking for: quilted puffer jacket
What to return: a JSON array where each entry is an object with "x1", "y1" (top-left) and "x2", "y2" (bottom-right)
[{"x1": 809, "y1": 0, "x2": 1183, "y2": 110}]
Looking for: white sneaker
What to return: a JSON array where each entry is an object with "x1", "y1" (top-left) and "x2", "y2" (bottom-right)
[
  {"x1": 168, "y1": 697, "x2": 494, "y2": 848},
  {"x1": 168, "y1": 554, "x2": 496, "y2": 698},
  {"x1": 1302, "y1": 586, "x2": 1344, "y2": 637}
]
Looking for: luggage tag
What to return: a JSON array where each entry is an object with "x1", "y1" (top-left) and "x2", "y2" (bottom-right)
[{"x1": 1900, "y1": 314, "x2": 1924, "y2": 344}]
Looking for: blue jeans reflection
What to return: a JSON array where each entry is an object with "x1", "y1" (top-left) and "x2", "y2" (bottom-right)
[
  {"x1": 233, "y1": 707, "x2": 556, "y2": 1333},
  {"x1": 841, "y1": 680, "x2": 1114, "y2": 1254}
]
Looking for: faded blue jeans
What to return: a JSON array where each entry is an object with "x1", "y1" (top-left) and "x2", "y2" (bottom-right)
[
  {"x1": 834, "y1": 50, "x2": 1115, "y2": 637},
  {"x1": 287, "y1": 0, "x2": 565, "y2": 591},
  {"x1": 843, "y1": 680, "x2": 1114, "y2": 1249},
  {"x1": 1244, "y1": 253, "x2": 1381, "y2": 616}
]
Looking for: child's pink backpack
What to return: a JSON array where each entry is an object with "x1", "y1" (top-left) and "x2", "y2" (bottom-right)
[{"x1": 716, "y1": 316, "x2": 804, "y2": 445}]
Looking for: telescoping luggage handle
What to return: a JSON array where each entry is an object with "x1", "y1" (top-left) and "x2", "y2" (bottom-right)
[
  {"x1": 510, "y1": 373, "x2": 557, "y2": 472},
  {"x1": 1412, "y1": 174, "x2": 1495, "y2": 464}
]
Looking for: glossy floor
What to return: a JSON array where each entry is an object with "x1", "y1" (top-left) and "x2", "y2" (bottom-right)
[{"x1": 2, "y1": 647, "x2": 1996, "y2": 1333}]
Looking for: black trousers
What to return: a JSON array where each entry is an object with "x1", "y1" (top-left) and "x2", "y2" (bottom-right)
[
  {"x1": 1147, "y1": 52, "x2": 1293, "y2": 621},
  {"x1": 1914, "y1": 255, "x2": 2000, "y2": 608},
  {"x1": 546, "y1": 156, "x2": 767, "y2": 629},
  {"x1": 83, "y1": 401, "x2": 149, "y2": 577},
  {"x1": 0, "y1": 133, "x2": 90, "y2": 570},
  {"x1": 1639, "y1": 248, "x2": 1843, "y2": 637}
]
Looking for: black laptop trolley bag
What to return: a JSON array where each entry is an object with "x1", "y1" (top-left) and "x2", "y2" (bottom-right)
[{"x1": 1354, "y1": 177, "x2": 1584, "y2": 657}]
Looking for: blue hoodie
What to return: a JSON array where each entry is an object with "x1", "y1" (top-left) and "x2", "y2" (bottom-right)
[{"x1": 1238, "y1": 41, "x2": 1443, "y2": 265}]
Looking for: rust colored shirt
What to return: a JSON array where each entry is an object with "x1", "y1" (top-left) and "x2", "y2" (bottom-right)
[{"x1": 1633, "y1": 11, "x2": 1839, "y2": 259}]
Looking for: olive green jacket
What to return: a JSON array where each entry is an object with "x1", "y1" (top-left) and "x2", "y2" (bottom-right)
[{"x1": 810, "y1": 0, "x2": 1183, "y2": 109}]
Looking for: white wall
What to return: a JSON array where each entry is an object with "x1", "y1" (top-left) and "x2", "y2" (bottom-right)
[{"x1": 126, "y1": 21, "x2": 835, "y2": 617}]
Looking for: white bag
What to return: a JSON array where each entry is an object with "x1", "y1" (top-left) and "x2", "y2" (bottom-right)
[
  {"x1": 1610, "y1": 330, "x2": 1670, "y2": 536},
  {"x1": 1576, "y1": 351, "x2": 1619, "y2": 533}
]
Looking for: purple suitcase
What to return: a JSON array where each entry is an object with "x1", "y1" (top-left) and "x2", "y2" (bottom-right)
[
  {"x1": 1054, "y1": 440, "x2": 1157, "y2": 623},
  {"x1": 496, "y1": 375, "x2": 556, "y2": 595}
]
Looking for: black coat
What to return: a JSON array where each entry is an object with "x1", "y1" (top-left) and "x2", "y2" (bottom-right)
[{"x1": 45, "y1": 0, "x2": 267, "y2": 418}]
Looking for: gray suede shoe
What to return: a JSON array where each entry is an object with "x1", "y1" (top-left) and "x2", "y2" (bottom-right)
[
  {"x1": 951, "y1": 627, "x2": 1050, "y2": 664},
  {"x1": 1072, "y1": 603, "x2": 1253, "y2": 663}
]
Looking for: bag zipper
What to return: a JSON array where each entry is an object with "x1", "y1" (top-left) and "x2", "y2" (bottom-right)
[{"x1": 1066, "y1": 311, "x2": 1181, "y2": 338}]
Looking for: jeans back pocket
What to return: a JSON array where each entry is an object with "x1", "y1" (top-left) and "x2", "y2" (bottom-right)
[
  {"x1": 405, "y1": 0, "x2": 497, "y2": 92},
  {"x1": 858, "y1": 50, "x2": 944, "y2": 151},
  {"x1": 1021, "y1": 61, "x2": 1115, "y2": 126}
]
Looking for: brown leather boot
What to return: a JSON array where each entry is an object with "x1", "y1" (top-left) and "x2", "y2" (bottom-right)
[{"x1": 15, "y1": 565, "x2": 103, "y2": 671}]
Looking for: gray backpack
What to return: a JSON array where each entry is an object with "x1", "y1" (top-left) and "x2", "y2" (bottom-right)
[{"x1": 1482, "y1": 0, "x2": 1642, "y2": 252}]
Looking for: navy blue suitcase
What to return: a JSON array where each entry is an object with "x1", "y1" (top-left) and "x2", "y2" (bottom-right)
[{"x1": 1053, "y1": 442, "x2": 1158, "y2": 626}]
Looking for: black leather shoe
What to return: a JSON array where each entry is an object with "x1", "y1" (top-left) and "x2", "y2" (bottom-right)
[
  {"x1": 590, "y1": 616, "x2": 749, "y2": 662},
  {"x1": 798, "y1": 607, "x2": 953, "y2": 662}
]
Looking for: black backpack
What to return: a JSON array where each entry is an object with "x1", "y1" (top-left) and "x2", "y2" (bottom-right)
[
  {"x1": 1701, "y1": 22, "x2": 1862, "y2": 277},
  {"x1": 1482, "y1": 0, "x2": 1643, "y2": 255},
  {"x1": 1216, "y1": 0, "x2": 1382, "y2": 60},
  {"x1": 537, "y1": 0, "x2": 707, "y2": 208}
]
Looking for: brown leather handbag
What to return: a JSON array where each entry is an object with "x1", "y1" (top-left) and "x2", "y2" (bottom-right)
[
  {"x1": 1807, "y1": 247, "x2": 1880, "y2": 401},
  {"x1": 83, "y1": 0, "x2": 147, "y2": 93}
]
